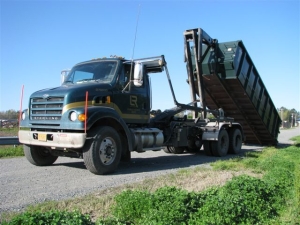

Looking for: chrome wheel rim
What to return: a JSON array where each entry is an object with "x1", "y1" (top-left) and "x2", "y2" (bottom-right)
[{"x1": 99, "y1": 137, "x2": 116, "y2": 165}]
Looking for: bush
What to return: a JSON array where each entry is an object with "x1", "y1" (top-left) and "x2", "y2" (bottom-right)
[
  {"x1": 112, "y1": 187, "x2": 206, "y2": 225},
  {"x1": 96, "y1": 217, "x2": 128, "y2": 225},
  {"x1": 188, "y1": 175, "x2": 282, "y2": 225},
  {"x1": 110, "y1": 175, "x2": 287, "y2": 224},
  {"x1": 112, "y1": 189, "x2": 152, "y2": 223},
  {"x1": 107, "y1": 172, "x2": 290, "y2": 225},
  {"x1": 143, "y1": 187, "x2": 200, "y2": 225},
  {"x1": 1, "y1": 210, "x2": 93, "y2": 225}
]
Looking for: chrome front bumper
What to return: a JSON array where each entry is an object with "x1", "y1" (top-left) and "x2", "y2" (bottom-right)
[{"x1": 18, "y1": 130, "x2": 86, "y2": 149}]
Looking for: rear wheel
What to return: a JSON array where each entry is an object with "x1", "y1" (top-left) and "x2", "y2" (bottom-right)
[
  {"x1": 24, "y1": 145, "x2": 58, "y2": 166},
  {"x1": 167, "y1": 146, "x2": 185, "y2": 154},
  {"x1": 229, "y1": 128, "x2": 242, "y2": 154},
  {"x1": 83, "y1": 126, "x2": 122, "y2": 175},
  {"x1": 211, "y1": 129, "x2": 229, "y2": 157},
  {"x1": 163, "y1": 147, "x2": 172, "y2": 153},
  {"x1": 186, "y1": 139, "x2": 201, "y2": 153}
]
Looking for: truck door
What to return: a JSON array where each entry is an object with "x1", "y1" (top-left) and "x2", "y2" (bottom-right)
[{"x1": 113, "y1": 63, "x2": 150, "y2": 124}]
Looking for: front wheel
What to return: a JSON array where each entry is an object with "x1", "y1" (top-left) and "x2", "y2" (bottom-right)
[
  {"x1": 24, "y1": 145, "x2": 58, "y2": 166},
  {"x1": 83, "y1": 126, "x2": 122, "y2": 175}
]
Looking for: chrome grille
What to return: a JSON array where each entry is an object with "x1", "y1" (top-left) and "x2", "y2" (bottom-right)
[{"x1": 30, "y1": 97, "x2": 64, "y2": 120}]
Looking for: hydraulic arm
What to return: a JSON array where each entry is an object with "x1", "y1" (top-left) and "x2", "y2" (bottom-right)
[{"x1": 183, "y1": 28, "x2": 218, "y2": 119}]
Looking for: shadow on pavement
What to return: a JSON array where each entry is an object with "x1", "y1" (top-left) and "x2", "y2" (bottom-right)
[{"x1": 51, "y1": 145, "x2": 265, "y2": 175}]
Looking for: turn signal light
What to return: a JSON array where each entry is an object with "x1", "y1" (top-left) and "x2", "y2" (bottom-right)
[
  {"x1": 106, "y1": 96, "x2": 111, "y2": 104},
  {"x1": 78, "y1": 114, "x2": 86, "y2": 121}
]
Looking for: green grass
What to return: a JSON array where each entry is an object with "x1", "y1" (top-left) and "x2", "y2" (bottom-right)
[
  {"x1": 1, "y1": 136, "x2": 300, "y2": 224},
  {"x1": 290, "y1": 135, "x2": 300, "y2": 145},
  {"x1": 0, "y1": 127, "x2": 23, "y2": 158},
  {"x1": 0, "y1": 145, "x2": 24, "y2": 158},
  {"x1": 211, "y1": 145, "x2": 300, "y2": 224},
  {"x1": 0, "y1": 127, "x2": 18, "y2": 137},
  {"x1": 1, "y1": 210, "x2": 93, "y2": 225}
]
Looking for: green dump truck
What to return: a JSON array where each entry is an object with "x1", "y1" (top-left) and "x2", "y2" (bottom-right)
[{"x1": 19, "y1": 28, "x2": 280, "y2": 175}]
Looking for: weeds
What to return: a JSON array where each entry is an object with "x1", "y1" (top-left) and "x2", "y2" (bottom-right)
[
  {"x1": 1, "y1": 210, "x2": 93, "y2": 225},
  {"x1": 0, "y1": 145, "x2": 23, "y2": 158},
  {"x1": 0, "y1": 127, "x2": 23, "y2": 158},
  {"x1": 2, "y1": 138, "x2": 300, "y2": 224}
]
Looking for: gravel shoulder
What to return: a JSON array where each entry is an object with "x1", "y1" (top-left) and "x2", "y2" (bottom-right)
[{"x1": 1, "y1": 127, "x2": 299, "y2": 214}]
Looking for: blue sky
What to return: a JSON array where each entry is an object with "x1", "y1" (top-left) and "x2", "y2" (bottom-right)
[{"x1": 1, "y1": 0, "x2": 299, "y2": 113}]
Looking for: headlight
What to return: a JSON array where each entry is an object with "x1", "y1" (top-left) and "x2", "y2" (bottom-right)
[
  {"x1": 22, "y1": 112, "x2": 26, "y2": 120},
  {"x1": 70, "y1": 111, "x2": 77, "y2": 121}
]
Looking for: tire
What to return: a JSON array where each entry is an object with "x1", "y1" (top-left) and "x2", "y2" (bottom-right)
[
  {"x1": 121, "y1": 149, "x2": 131, "y2": 162},
  {"x1": 203, "y1": 141, "x2": 213, "y2": 156},
  {"x1": 167, "y1": 146, "x2": 185, "y2": 154},
  {"x1": 120, "y1": 135, "x2": 131, "y2": 162},
  {"x1": 211, "y1": 129, "x2": 229, "y2": 157},
  {"x1": 83, "y1": 126, "x2": 122, "y2": 175},
  {"x1": 23, "y1": 145, "x2": 58, "y2": 166},
  {"x1": 186, "y1": 139, "x2": 201, "y2": 153},
  {"x1": 229, "y1": 128, "x2": 242, "y2": 154},
  {"x1": 163, "y1": 147, "x2": 172, "y2": 153}
]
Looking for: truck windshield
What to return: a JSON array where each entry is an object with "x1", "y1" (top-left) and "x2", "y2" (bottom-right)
[{"x1": 64, "y1": 61, "x2": 118, "y2": 84}]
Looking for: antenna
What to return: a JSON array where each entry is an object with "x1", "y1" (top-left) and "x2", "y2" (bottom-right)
[
  {"x1": 131, "y1": 4, "x2": 141, "y2": 61},
  {"x1": 126, "y1": 4, "x2": 141, "y2": 92}
]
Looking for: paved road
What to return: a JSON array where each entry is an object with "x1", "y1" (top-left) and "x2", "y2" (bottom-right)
[
  {"x1": 277, "y1": 127, "x2": 300, "y2": 144},
  {"x1": 0, "y1": 127, "x2": 299, "y2": 214}
]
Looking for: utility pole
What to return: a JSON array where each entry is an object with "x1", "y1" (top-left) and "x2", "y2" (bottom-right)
[{"x1": 280, "y1": 108, "x2": 284, "y2": 128}]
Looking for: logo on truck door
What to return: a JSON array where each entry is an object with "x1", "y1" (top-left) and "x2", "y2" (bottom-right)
[{"x1": 130, "y1": 95, "x2": 138, "y2": 108}]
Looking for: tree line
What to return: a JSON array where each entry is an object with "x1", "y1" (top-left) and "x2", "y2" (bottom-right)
[
  {"x1": 277, "y1": 107, "x2": 298, "y2": 122},
  {"x1": 0, "y1": 109, "x2": 20, "y2": 120}
]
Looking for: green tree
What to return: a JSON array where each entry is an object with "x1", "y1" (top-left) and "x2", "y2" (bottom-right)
[
  {"x1": 278, "y1": 107, "x2": 299, "y2": 127},
  {"x1": 0, "y1": 110, "x2": 19, "y2": 120}
]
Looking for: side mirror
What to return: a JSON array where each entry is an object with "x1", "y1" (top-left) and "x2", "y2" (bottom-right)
[
  {"x1": 61, "y1": 69, "x2": 70, "y2": 85},
  {"x1": 133, "y1": 62, "x2": 143, "y2": 87}
]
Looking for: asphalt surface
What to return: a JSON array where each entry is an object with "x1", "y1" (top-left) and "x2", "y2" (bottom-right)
[{"x1": 0, "y1": 127, "x2": 299, "y2": 214}]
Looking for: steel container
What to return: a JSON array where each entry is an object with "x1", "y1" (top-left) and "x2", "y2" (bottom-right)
[{"x1": 201, "y1": 41, "x2": 281, "y2": 145}]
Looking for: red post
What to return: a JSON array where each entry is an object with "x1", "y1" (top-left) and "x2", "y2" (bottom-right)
[
  {"x1": 19, "y1": 85, "x2": 24, "y2": 128},
  {"x1": 85, "y1": 91, "x2": 88, "y2": 133}
]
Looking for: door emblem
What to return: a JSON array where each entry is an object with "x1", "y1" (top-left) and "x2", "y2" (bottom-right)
[{"x1": 130, "y1": 95, "x2": 138, "y2": 108}]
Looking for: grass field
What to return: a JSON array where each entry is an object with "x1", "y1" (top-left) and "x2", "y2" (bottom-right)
[
  {"x1": 0, "y1": 127, "x2": 18, "y2": 137},
  {"x1": 0, "y1": 128, "x2": 23, "y2": 158}
]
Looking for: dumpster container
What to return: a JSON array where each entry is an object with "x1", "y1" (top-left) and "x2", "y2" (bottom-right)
[{"x1": 201, "y1": 41, "x2": 281, "y2": 145}]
